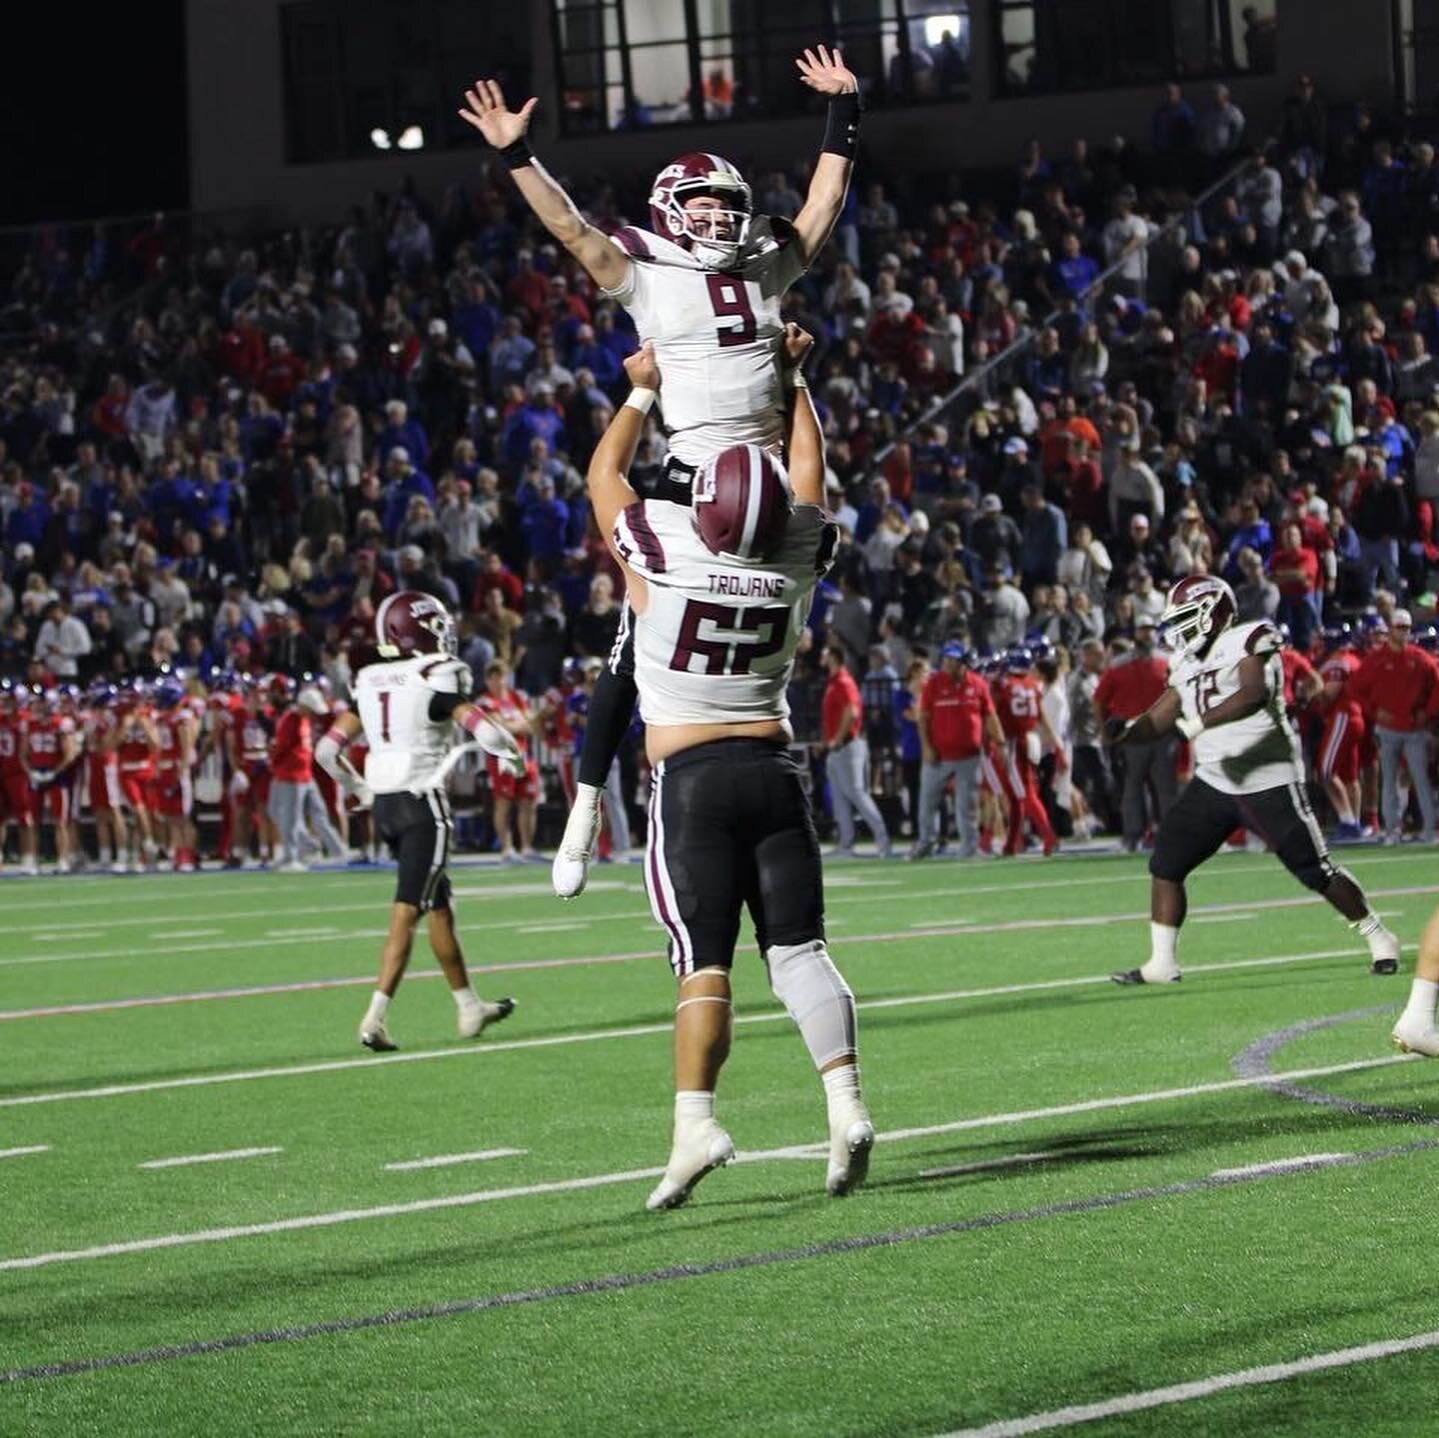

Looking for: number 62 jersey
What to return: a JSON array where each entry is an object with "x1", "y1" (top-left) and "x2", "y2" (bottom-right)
[
  {"x1": 613, "y1": 498, "x2": 838, "y2": 727},
  {"x1": 1170, "y1": 619, "x2": 1305, "y2": 796}
]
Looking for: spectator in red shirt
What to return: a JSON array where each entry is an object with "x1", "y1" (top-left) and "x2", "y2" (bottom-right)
[
  {"x1": 822, "y1": 644, "x2": 891, "y2": 855},
  {"x1": 1268, "y1": 521, "x2": 1321, "y2": 649},
  {"x1": 1093, "y1": 621, "x2": 1176, "y2": 849},
  {"x1": 913, "y1": 641, "x2": 1004, "y2": 858},
  {"x1": 471, "y1": 549, "x2": 525, "y2": 612},
  {"x1": 1351, "y1": 609, "x2": 1439, "y2": 840},
  {"x1": 267, "y1": 681, "x2": 345, "y2": 871}
]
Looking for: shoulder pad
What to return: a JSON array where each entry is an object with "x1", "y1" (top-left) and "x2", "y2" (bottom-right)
[
  {"x1": 417, "y1": 656, "x2": 471, "y2": 696},
  {"x1": 1241, "y1": 621, "x2": 1282, "y2": 657},
  {"x1": 613, "y1": 501, "x2": 669, "y2": 577}
]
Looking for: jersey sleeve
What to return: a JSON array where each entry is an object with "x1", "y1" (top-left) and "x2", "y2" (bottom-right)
[
  {"x1": 788, "y1": 504, "x2": 840, "y2": 577},
  {"x1": 599, "y1": 232, "x2": 646, "y2": 308},
  {"x1": 1242, "y1": 621, "x2": 1283, "y2": 658},
  {"x1": 758, "y1": 217, "x2": 808, "y2": 291},
  {"x1": 612, "y1": 501, "x2": 670, "y2": 580},
  {"x1": 417, "y1": 656, "x2": 472, "y2": 697}
]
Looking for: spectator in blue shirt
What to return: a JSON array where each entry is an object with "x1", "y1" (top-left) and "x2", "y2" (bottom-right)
[
  {"x1": 520, "y1": 474, "x2": 570, "y2": 564},
  {"x1": 1222, "y1": 496, "x2": 1274, "y2": 577},
  {"x1": 1153, "y1": 83, "x2": 1197, "y2": 156},
  {"x1": 568, "y1": 323, "x2": 622, "y2": 391},
  {"x1": 6, "y1": 482, "x2": 49, "y2": 549},
  {"x1": 490, "y1": 315, "x2": 537, "y2": 389},
  {"x1": 380, "y1": 448, "x2": 436, "y2": 539},
  {"x1": 377, "y1": 400, "x2": 430, "y2": 472},
  {"x1": 1044, "y1": 232, "x2": 1100, "y2": 306},
  {"x1": 503, "y1": 384, "x2": 567, "y2": 471},
  {"x1": 1019, "y1": 483, "x2": 1068, "y2": 587}
]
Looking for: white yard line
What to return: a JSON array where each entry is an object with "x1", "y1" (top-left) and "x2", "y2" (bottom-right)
[
  {"x1": 138, "y1": 1147, "x2": 283, "y2": 1171},
  {"x1": 1209, "y1": 1153, "x2": 1350, "y2": 1180},
  {"x1": 0, "y1": 1145, "x2": 50, "y2": 1160},
  {"x1": 0, "y1": 943, "x2": 1378, "y2": 1071},
  {"x1": 8, "y1": 882, "x2": 1437, "y2": 975},
  {"x1": 383, "y1": 1148, "x2": 527, "y2": 1172},
  {"x1": 0, "y1": 1065, "x2": 1428, "y2": 1274},
  {"x1": 937, "y1": 1329, "x2": 1439, "y2": 1437}
]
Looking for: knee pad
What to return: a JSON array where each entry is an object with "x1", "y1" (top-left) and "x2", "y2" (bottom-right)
[{"x1": 765, "y1": 939, "x2": 857, "y2": 1070}]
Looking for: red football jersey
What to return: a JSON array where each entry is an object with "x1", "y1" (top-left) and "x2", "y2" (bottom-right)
[
  {"x1": 115, "y1": 708, "x2": 157, "y2": 774},
  {"x1": 996, "y1": 674, "x2": 1044, "y2": 738}
]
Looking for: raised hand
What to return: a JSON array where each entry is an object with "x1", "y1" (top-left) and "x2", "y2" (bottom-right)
[
  {"x1": 780, "y1": 321, "x2": 815, "y2": 366},
  {"x1": 623, "y1": 340, "x2": 661, "y2": 392},
  {"x1": 457, "y1": 78, "x2": 538, "y2": 149},
  {"x1": 795, "y1": 43, "x2": 858, "y2": 96}
]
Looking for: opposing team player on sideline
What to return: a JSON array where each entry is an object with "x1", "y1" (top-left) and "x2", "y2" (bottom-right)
[
  {"x1": 587, "y1": 330, "x2": 874, "y2": 1210},
  {"x1": 1106, "y1": 575, "x2": 1400, "y2": 985},
  {"x1": 458, "y1": 45, "x2": 863, "y2": 899},
  {"x1": 315, "y1": 592, "x2": 524, "y2": 1052}
]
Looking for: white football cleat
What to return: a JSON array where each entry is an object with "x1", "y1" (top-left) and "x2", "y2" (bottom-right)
[
  {"x1": 552, "y1": 799, "x2": 602, "y2": 899},
  {"x1": 645, "y1": 1122, "x2": 735, "y2": 1211},
  {"x1": 457, "y1": 996, "x2": 516, "y2": 1040},
  {"x1": 826, "y1": 1116, "x2": 876, "y2": 1197},
  {"x1": 1368, "y1": 926, "x2": 1401, "y2": 976},
  {"x1": 360, "y1": 1021, "x2": 398, "y2": 1053},
  {"x1": 1392, "y1": 1017, "x2": 1439, "y2": 1056}
]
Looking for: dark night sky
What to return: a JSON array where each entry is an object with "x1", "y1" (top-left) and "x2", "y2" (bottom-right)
[{"x1": 2, "y1": 1, "x2": 189, "y2": 228}]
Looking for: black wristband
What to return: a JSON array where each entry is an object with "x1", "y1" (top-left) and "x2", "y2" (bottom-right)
[
  {"x1": 499, "y1": 136, "x2": 534, "y2": 170},
  {"x1": 821, "y1": 91, "x2": 862, "y2": 159}
]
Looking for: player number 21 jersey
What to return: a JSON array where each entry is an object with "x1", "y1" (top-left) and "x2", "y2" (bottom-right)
[
  {"x1": 355, "y1": 655, "x2": 471, "y2": 794},
  {"x1": 613, "y1": 498, "x2": 837, "y2": 726},
  {"x1": 1170, "y1": 620, "x2": 1304, "y2": 796},
  {"x1": 603, "y1": 220, "x2": 806, "y2": 467}
]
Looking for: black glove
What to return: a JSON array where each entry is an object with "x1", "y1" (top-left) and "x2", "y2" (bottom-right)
[{"x1": 1102, "y1": 717, "x2": 1131, "y2": 747}]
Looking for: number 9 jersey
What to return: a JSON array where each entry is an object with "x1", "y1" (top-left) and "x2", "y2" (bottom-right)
[
  {"x1": 603, "y1": 219, "x2": 807, "y2": 468},
  {"x1": 1170, "y1": 619, "x2": 1304, "y2": 795},
  {"x1": 613, "y1": 497, "x2": 838, "y2": 727}
]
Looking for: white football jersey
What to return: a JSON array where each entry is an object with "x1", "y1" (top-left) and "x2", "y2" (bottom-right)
[
  {"x1": 1170, "y1": 620, "x2": 1304, "y2": 796},
  {"x1": 603, "y1": 219, "x2": 807, "y2": 467},
  {"x1": 355, "y1": 654, "x2": 471, "y2": 794},
  {"x1": 612, "y1": 498, "x2": 837, "y2": 726}
]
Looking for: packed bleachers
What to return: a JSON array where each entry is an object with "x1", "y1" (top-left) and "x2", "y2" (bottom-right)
[{"x1": 4, "y1": 72, "x2": 1439, "y2": 864}]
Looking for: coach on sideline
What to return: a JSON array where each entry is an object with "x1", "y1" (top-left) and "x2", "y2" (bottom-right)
[{"x1": 821, "y1": 642, "x2": 891, "y2": 856}]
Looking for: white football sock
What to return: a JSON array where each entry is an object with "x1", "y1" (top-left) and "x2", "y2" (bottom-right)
[
  {"x1": 363, "y1": 991, "x2": 391, "y2": 1028},
  {"x1": 821, "y1": 1063, "x2": 865, "y2": 1124},
  {"x1": 1142, "y1": 922, "x2": 1180, "y2": 979},
  {"x1": 673, "y1": 1090, "x2": 715, "y2": 1133},
  {"x1": 1402, "y1": 978, "x2": 1439, "y2": 1028},
  {"x1": 1354, "y1": 912, "x2": 1395, "y2": 956},
  {"x1": 452, "y1": 984, "x2": 479, "y2": 1011}
]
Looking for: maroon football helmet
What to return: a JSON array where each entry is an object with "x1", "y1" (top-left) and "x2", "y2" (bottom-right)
[
  {"x1": 1160, "y1": 574, "x2": 1236, "y2": 658},
  {"x1": 376, "y1": 591, "x2": 457, "y2": 658},
  {"x1": 693, "y1": 444, "x2": 792, "y2": 561},
  {"x1": 649, "y1": 153, "x2": 752, "y2": 268}
]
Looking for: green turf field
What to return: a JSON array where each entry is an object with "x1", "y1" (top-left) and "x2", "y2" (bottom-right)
[{"x1": 4, "y1": 847, "x2": 1439, "y2": 1436}]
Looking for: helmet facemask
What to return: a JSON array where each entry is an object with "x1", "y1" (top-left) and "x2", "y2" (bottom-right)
[
  {"x1": 653, "y1": 175, "x2": 752, "y2": 268},
  {"x1": 1161, "y1": 594, "x2": 1221, "y2": 659}
]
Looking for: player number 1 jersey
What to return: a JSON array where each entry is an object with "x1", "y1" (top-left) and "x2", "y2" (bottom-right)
[
  {"x1": 1170, "y1": 620, "x2": 1304, "y2": 795},
  {"x1": 355, "y1": 655, "x2": 471, "y2": 794}
]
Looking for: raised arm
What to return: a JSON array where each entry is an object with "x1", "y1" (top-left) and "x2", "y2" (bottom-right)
[
  {"x1": 791, "y1": 46, "x2": 861, "y2": 266},
  {"x1": 780, "y1": 324, "x2": 825, "y2": 507},
  {"x1": 458, "y1": 79, "x2": 629, "y2": 291},
  {"x1": 587, "y1": 346, "x2": 654, "y2": 539}
]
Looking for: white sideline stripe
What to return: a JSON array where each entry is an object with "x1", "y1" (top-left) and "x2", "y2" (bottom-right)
[
  {"x1": 7, "y1": 882, "x2": 1437, "y2": 974},
  {"x1": 516, "y1": 923, "x2": 589, "y2": 934},
  {"x1": 0, "y1": 944, "x2": 1377, "y2": 1080},
  {"x1": 265, "y1": 927, "x2": 342, "y2": 938},
  {"x1": 0, "y1": 1063, "x2": 1426, "y2": 1274},
  {"x1": 938, "y1": 1329, "x2": 1439, "y2": 1437},
  {"x1": 32, "y1": 932, "x2": 103, "y2": 942},
  {"x1": 383, "y1": 1147, "x2": 527, "y2": 1172},
  {"x1": 148, "y1": 929, "x2": 223, "y2": 940},
  {"x1": 0, "y1": 847, "x2": 1429, "y2": 922},
  {"x1": 1190, "y1": 913, "x2": 1256, "y2": 923},
  {"x1": 138, "y1": 1147, "x2": 283, "y2": 1170},
  {"x1": 920, "y1": 1150, "x2": 1065, "y2": 1179},
  {"x1": 1210, "y1": 1152, "x2": 1350, "y2": 1179},
  {"x1": 0, "y1": 1145, "x2": 50, "y2": 1160}
]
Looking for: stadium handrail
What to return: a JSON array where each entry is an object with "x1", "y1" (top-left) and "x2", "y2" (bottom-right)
[{"x1": 866, "y1": 147, "x2": 1262, "y2": 473}]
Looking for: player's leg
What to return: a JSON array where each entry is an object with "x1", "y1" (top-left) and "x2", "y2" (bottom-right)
[
  {"x1": 1002, "y1": 741, "x2": 1028, "y2": 855},
  {"x1": 1114, "y1": 778, "x2": 1238, "y2": 985},
  {"x1": 645, "y1": 750, "x2": 742, "y2": 1211},
  {"x1": 517, "y1": 787, "x2": 538, "y2": 858},
  {"x1": 1394, "y1": 904, "x2": 1439, "y2": 1053},
  {"x1": 17, "y1": 786, "x2": 38, "y2": 875},
  {"x1": 425, "y1": 896, "x2": 516, "y2": 1040},
  {"x1": 51, "y1": 787, "x2": 72, "y2": 869},
  {"x1": 601, "y1": 761, "x2": 630, "y2": 852},
  {"x1": 553, "y1": 614, "x2": 638, "y2": 897},
  {"x1": 1403, "y1": 732, "x2": 1436, "y2": 840},
  {"x1": 1320, "y1": 710, "x2": 1359, "y2": 832},
  {"x1": 1247, "y1": 782, "x2": 1401, "y2": 974},
  {"x1": 492, "y1": 790, "x2": 513, "y2": 858},
  {"x1": 1020, "y1": 756, "x2": 1057, "y2": 854},
  {"x1": 750, "y1": 745, "x2": 874, "y2": 1197}
]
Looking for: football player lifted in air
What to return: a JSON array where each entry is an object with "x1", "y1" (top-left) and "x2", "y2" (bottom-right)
[
  {"x1": 315, "y1": 593, "x2": 526, "y2": 1052},
  {"x1": 1105, "y1": 575, "x2": 1400, "y2": 985},
  {"x1": 587, "y1": 328, "x2": 874, "y2": 1210},
  {"x1": 459, "y1": 45, "x2": 863, "y2": 901}
]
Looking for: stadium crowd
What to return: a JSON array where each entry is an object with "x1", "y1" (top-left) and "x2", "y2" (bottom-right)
[{"x1": 5, "y1": 72, "x2": 1439, "y2": 869}]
